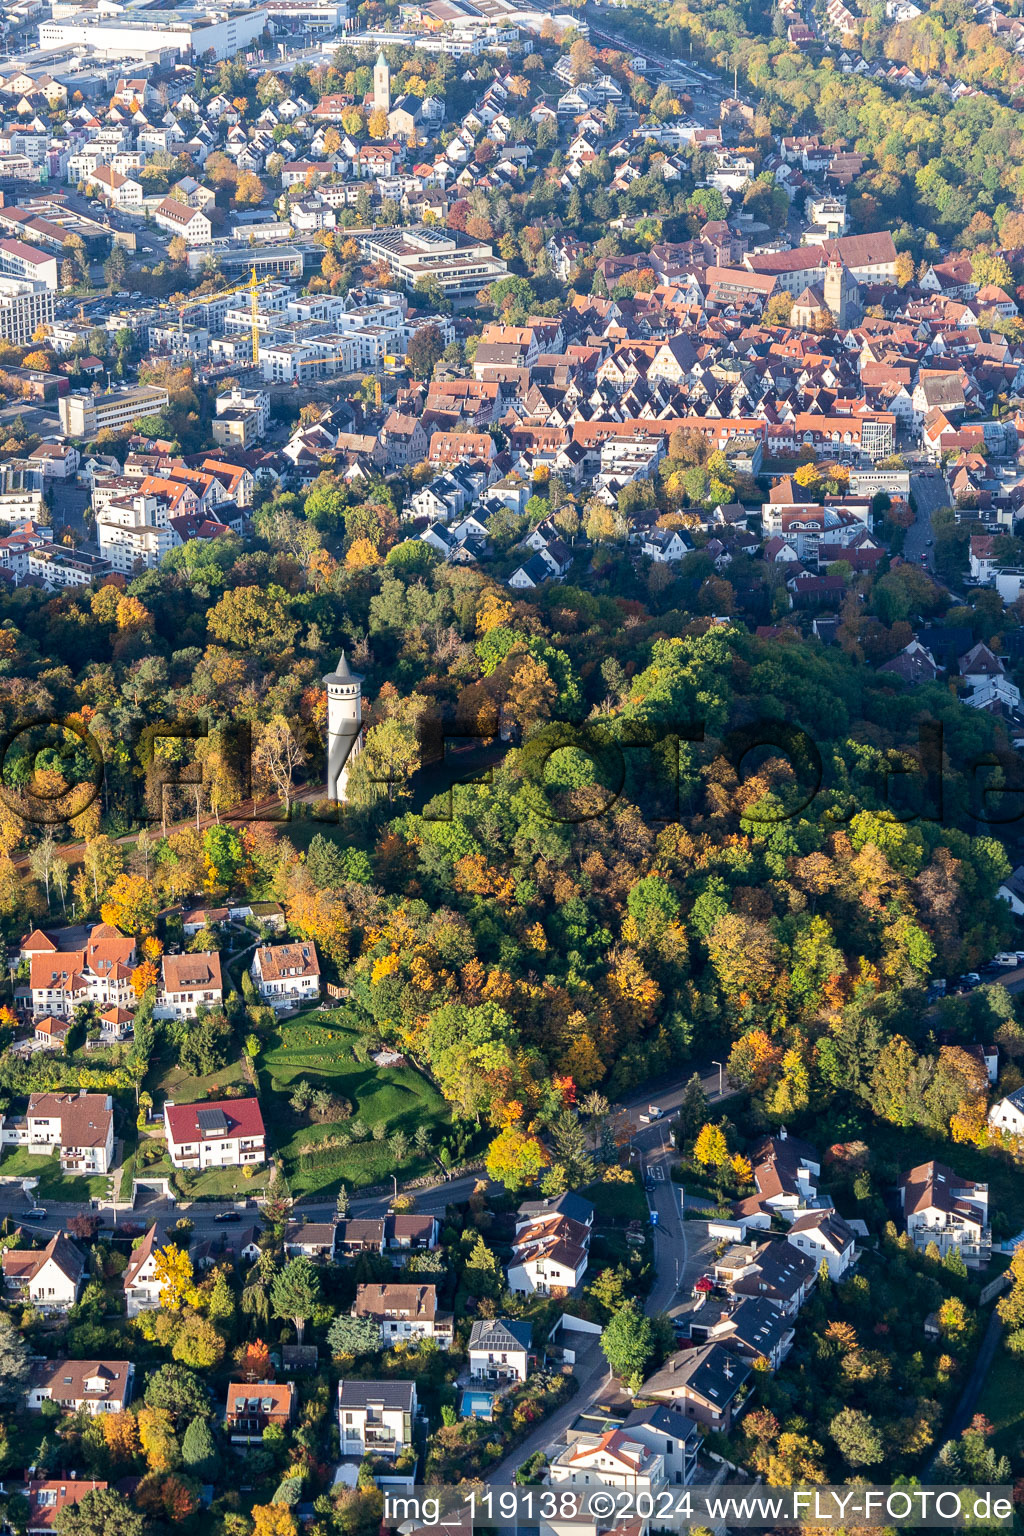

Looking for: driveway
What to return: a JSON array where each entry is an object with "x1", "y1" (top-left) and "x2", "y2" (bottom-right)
[{"x1": 489, "y1": 1335, "x2": 610, "y2": 1483}]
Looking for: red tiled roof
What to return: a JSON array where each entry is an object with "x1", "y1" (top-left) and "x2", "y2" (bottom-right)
[{"x1": 164, "y1": 1097, "x2": 265, "y2": 1145}]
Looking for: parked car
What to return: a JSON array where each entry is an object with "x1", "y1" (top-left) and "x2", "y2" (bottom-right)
[
  {"x1": 24, "y1": 1208, "x2": 47, "y2": 1221},
  {"x1": 214, "y1": 1210, "x2": 241, "y2": 1223}
]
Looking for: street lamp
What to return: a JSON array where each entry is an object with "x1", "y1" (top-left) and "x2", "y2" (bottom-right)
[
  {"x1": 391, "y1": 1174, "x2": 398, "y2": 1203},
  {"x1": 712, "y1": 1060, "x2": 724, "y2": 1098}
]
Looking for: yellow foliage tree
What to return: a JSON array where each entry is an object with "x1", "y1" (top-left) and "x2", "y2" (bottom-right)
[
  {"x1": 476, "y1": 590, "x2": 514, "y2": 633},
  {"x1": 252, "y1": 1507, "x2": 298, "y2": 1536},
  {"x1": 153, "y1": 1243, "x2": 199, "y2": 1312},
  {"x1": 345, "y1": 537, "x2": 381, "y2": 569},
  {"x1": 100, "y1": 873, "x2": 158, "y2": 935},
  {"x1": 693, "y1": 1121, "x2": 729, "y2": 1169},
  {"x1": 368, "y1": 108, "x2": 389, "y2": 139},
  {"x1": 137, "y1": 1406, "x2": 180, "y2": 1473}
]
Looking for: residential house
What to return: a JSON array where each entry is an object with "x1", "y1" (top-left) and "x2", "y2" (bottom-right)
[
  {"x1": 337, "y1": 1380, "x2": 416, "y2": 1458},
  {"x1": 353, "y1": 1282, "x2": 453, "y2": 1347},
  {"x1": 250, "y1": 941, "x2": 321, "y2": 1010},
  {"x1": 785, "y1": 1209, "x2": 858, "y2": 1278},
  {"x1": 547, "y1": 1429, "x2": 666, "y2": 1497},
  {"x1": 225, "y1": 1381, "x2": 296, "y2": 1443},
  {"x1": 335, "y1": 1218, "x2": 386, "y2": 1256},
  {"x1": 26, "y1": 1359, "x2": 134, "y2": 1415},
  {"x1": 163, "y1": 1098, "x2": 266, "y2": 1170},
  {"x1": 283, "y1": 1220, "x2": 337, "y2": 1258},
  {"x1": 467, "y1": 1318, "x2": 533, "y2": 1382},
  {"x1": 712, "y1": 1239, "x2": 817, "y2": 1316},
  {"x1": 688, "y1": 1294, "x2": 795, "y2": 1370},
  {"x1": 507, "y1": 1194, "x2": 592, "y2": 1296},
  {"x1": 988, "y1": 1084, "x2": 1024, "y2": 1136},
  {"x1": 28, "y1": 1481, "x2": 108, "y2": 1534},
  {"x1": 385, "y1": 1213, "x2": 440, "y2": 1256},
  {"x1": 899, "y1": 1160, "x2": 991, "y2": 1262},
  {"x1": 33, "y1": 1015, "x2": 72, "y2": 1050},
  {"x1": 15, "y1": 1091, "x2": 114, "y2": 1175},
  {"x1": 122, "y1": 1224, "x2": 163, "y2": 1316},
  {"x1": 154, "y1": 951, "x2": 223, "y2": 1019},
  {"x1": 2, "y1": 1232, "x2": 85, "y2": 1310},
  {"x1": 640, "y1": 1342, "x2": 753, "y2": 1431}
]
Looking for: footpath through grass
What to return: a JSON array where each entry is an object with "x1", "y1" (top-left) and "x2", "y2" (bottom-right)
[{"x1": 259, "y1": 1010, "x2": 449, "y2": 1198}]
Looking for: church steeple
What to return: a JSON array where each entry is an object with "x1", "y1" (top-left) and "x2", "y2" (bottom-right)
[{"x1": 373, "y1": 51, "x2": 391, "y2": 115}]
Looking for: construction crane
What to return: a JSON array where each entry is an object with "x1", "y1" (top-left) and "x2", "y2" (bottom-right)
[{"x1": 162, "y1": 264, "x2": 276, "y2": 368}]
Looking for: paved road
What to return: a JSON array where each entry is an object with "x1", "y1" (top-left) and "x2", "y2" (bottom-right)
[{"x1": 906, "y1": 467, "x2": 951, "y2": 573}]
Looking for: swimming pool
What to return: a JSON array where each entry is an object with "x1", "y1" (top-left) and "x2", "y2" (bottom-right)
[{"x1": 460, "y1": 1389, "x2": 495, "y2": 1420}]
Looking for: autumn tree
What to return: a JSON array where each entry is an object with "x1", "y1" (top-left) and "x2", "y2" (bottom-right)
[
  {"x1": 153, "y1": 1244, "x2": 199, "y2": 1312},
  {"x1": 100, "y1": 873, "x2": 157, "y2": 935},
  {"x1": 485, "y1": 1125, "x2": 547, "y2": 1191}
]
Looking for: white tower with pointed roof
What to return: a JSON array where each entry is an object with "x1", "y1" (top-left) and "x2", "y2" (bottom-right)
[
  {"x1": 324, "y1": 650, "x2": 363, "y2": 804},
  {"x1": 373, "y1": 50, "x2": 391, "y2": 115}
]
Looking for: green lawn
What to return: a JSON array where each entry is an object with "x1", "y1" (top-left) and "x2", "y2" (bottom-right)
[
  {"x1": 586, "y1": 1176, "x2": 648, "y2": 1226},
  {"x1": 0, "y1": 1145, "x2": 109, "y2": 1201},
  {"x1": 260, "y1": 1010, "x2": 450, "y2": 1198},
  {"x1": 144, "y1": 1037, "x2": 249, "y2": 1108},
  {"x1": 975, "y1": 1343, "x2": 1024, "y2": 1459}
]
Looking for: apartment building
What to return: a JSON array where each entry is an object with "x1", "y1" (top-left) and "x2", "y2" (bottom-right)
[
  {"x1": 358, "y1": 225, "x2": 508, "y2": 301},
  {"x1": 899, "y1": 1160, "x2": 991, "y2": 1263},
  {"x1": 0, "y1": 1090, "x2": 115, "y2": 1174},
  {"x1": 59, "y1": 386, "x2": 169, "y2": 440},
  {"x1": 28, "y1": 924, "x2": 137, "y2": 1017},
  {"x1": 0, "y1": 235, "x2": 57, "y2": 290},
  {"x1": 153, "y1": 197, "x2": 212, "y2": 246},
  {"x1": 163, "y1": 1097, "x2": 267, "y2": 1170},
  {"x1": 337, "y1": 1380, "x2": 416, "y2": 1458},
  {"x1": 0, "y1": 275, "x2": 54, "y2": 343}
]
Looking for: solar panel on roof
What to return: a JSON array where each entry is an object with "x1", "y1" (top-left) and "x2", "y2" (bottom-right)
[{"x1": 196, "y1": 1107, "x2": 228, "y2": 1136}]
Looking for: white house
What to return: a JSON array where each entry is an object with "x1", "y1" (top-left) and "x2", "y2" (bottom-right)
[
  {"x1": 547, "y1": 1428, "x2": 666, "y2": 1496},
  {"x1": 353, "y1": 1283, "x2": 453, "y2": 1348},
  {"x1": 153, "y1": 951, "x2": 223, "y2": 1019},
  {"x1": 122, "y1": 1225, "x2": 163, "y2": 1317},
  {"x1": 163, "y1": 1098, "x2": 266, "y2": 1170},
  {"x1": 467, "y1": 1317, "x2": 532, "y2": 1382},
  {"x1": 337, "y1": 1380, "x2": 416, "y2": 1458},
  {"x1": 507, "y1": 1192, "x2": 594, "y2": 1296},
  {"x1": 3, "y1": 1091, "x2": 116, "y2": 1175},
  {"x1": 899, "y1": 1160, "x2": 991, "y2": 1263},
  {"x1": 26, "y1": 1359, "x2": 134, "y2": 1415},
  {"x1": 250, "y1": 941, "x2": 320, "y2": 1010},
  {"x1": 785, "y1": 1209, "x2": 858, "y2": 1278},
  {"x1": 641, "y1": 528, "x2": 693, "y2": 563},
  {"x1": 2, "y1": 1233, "x2": 85, "y2": 1310},
  {"x1": 988, "y1": 1085, "x2": 1024, "y2": 1137}
]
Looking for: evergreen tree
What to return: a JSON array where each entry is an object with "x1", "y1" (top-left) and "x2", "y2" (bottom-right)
[
  {"x1": 181, "y1": 1417, "x2": 219, "y2": 1481},
  {"x1": 464, "y1": 1234, "x2": 501, "y2": 1298}
]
